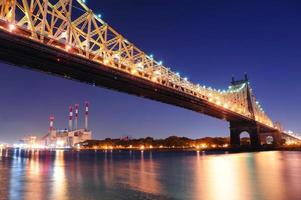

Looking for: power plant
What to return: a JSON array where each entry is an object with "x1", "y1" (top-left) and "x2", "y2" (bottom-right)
[
  {"x1": 16, "y1": 102, "x2": 92, "y2": 149},
  {"x1": 40, "y1": 102, "x2": 92, "y2": 148}
]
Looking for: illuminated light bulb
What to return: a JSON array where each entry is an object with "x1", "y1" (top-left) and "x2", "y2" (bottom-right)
[
  {"x1": 60, "y1": 31, "x2": 68, "y2": 39},
  {"x1": 136, "y1": 62, "x2": 144, "y2": 71},
  {"x1": 56, "y1": 140, "x2": 64, "y2": 148},
  {"x1": 153, "y1": 70, "x2": 161, "y2": 77},
  {"x1": 114, "y1": 54, "x2": 120, "y2": 60},
  {"x1": 103, "y1": 59, "x2": 109, "y2": 64},
  {"x1": 65, "y1": 45, "x2": 71, "y2": 51},
  {"x1": 8, "y1": 24, "x2": 16, "y2": 32},
  {"x1": 6, "y1": 11, "x2": 12, "y2": 19},
  {"x1": 223, "y1": 104, "x2": 229, "y2": 109},
  {"x1": 216, "y1": 101, "x2": 221, "y2": 106},
  {"x1": 97, "y1": 14, "x2": 102, "y2": 18},
  {"x1": 209, "y1": 98, "x2": 213, "y2": 102},
  {"x1": 131, "y1": 68, "x2": 137, "y2": 74},
  {"x1": 158, "y1": 61, "x2": 163, "y2": 65},
  {"x1": 152, "y1": 76, "x2": 158, "y2": 82}
]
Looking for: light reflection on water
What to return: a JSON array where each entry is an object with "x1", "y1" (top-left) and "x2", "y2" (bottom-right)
[{"x1": 0, "y1": 150, "x2": 301, "y2": 200}]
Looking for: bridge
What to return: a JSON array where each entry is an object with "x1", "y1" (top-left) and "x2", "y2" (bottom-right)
[{"x1": 0, "y1": 0, "x2": 300, "y2": 148}]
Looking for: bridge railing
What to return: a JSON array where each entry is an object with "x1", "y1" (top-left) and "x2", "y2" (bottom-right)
[{"x1": 283, "y1": 131, "x2": 301, "y2": 141}]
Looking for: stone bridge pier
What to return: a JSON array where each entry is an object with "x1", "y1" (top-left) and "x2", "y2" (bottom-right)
[{"x1": 230, "y1": 121, "x2": 282, "y2": 148}]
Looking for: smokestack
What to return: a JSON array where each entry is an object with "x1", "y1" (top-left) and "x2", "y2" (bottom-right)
[
  {"x1": 69, "y1": 106, "x2": 73, "y2": 131},
  {"x1": 85, "y1": 101, "x2": 89, "y2": 131},
  {"x1": 49, "y1": 115, "x2": 55, "y2": 132},
  {"x1": 74, "y1": 104, "x2": 79, "y2": 130}
]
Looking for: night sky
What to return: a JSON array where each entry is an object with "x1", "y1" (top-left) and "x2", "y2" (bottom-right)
[{"x1": 1, "y1": 0, "x2": 301, "y2": 143}]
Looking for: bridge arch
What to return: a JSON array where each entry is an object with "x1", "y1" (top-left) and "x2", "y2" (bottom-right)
[
  {"x1": 239, "y1": 131, "x2": 251, "y2": 146},
  {"x1": 260, "y1": 132, "x2": 282, "y2": 146},
  {"x1": 265, "y1": 136, "x2": 274, "y2": 145},
  {"x1": 230, "y1": 121, "x2": 261, "y2": 148}
]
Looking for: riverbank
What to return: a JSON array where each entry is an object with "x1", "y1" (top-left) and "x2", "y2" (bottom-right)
[{"x1": 3, "y1": 144, "x2": 301, "y2": 154}]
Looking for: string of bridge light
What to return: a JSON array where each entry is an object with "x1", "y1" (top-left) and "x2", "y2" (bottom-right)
[{"x1": 285, "y1": 130, "x2": 301, "y2": 140}]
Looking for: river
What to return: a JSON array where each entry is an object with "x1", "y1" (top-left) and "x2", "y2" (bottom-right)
[{"x1": 0, "y1": 149, "x2": 300, "y2": 200}]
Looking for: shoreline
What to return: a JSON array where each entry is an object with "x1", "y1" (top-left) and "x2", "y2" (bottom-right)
[{"x1": 3, "y1": 145, "x2": 301, "y2": 154}]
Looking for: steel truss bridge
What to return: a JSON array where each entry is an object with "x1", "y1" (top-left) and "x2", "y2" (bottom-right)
[{"x1": 0, "y1": 0, "x2": 300, "y2": 147}]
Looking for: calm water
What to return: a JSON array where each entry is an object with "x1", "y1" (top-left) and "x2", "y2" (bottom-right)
[{"x1": 0, "y1": 149, "x2": 301, "y2": 200}]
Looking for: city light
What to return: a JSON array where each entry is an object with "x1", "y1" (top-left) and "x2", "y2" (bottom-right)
[
  {"x1": 12, "y1": 143, "x2": 47, "y2": 149},
  {"x1": 153, "y1": 70, "x2": 161, "y2": 77},
  {"x1": 113, "y1": 53, "x2": 120, "y2": 60},
  {"x1": 103, "y1": 59, "x2": 109, "y2": 65},
  {"x1": 136, "y1": 62, "x2": 144, "y2": 71},
  {"x1": 0, "y1": 144, "x2": 8, "y2": 149},
  {"x1": 8, "y1": 24, "x2": 15, "y2": 32},
  {"x1": 56, "y1": 140, "x2": 65, "y2": 148},
  {"x1": 65, "y1": 45, "x2": 71, "y2": 51},
  {"x1": 131, "y1": 68, "x2": 137, "y2": 74},
  {"x1": 60, "y1": 31, "x2": 68, "y2": 39}
]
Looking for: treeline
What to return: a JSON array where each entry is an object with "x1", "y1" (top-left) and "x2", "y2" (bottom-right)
[{"x1": 80, "y1": 136, "x2": 231, "y2": 149}]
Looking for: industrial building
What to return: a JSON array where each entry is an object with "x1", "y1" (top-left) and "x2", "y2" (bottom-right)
[{"x1": 41, "y1": 102, "x2": 92, "y2": 148}]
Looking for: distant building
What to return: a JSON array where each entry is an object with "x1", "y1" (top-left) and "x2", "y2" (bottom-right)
[
  {"x1": 44, "y1": 129, "x2": 92, "y2": 148},
  {"x1": 20, "y1": 135, "x2": 38, "y2": 146},
  {"x1": 40, "y1": 102, "x2": 92, "y2": 148}
]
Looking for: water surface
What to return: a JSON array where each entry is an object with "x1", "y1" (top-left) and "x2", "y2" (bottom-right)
[{"x1": 0, "y1": 149, "x2": 301, "y2": 200}]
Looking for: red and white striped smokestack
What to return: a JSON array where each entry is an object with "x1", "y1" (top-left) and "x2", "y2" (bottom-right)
[
  {"x1": 74, "y1": 104, "x2": 79, "y2": 130},
  {"x1": 85, "y1": 101, "x2": 89, "y2": 131},
  {"x1": 69, "y1": 106, "x2": 73, "y2": 131},
  {"x1": 49, "y1": 115, "x2": 55, "y2": 132}
]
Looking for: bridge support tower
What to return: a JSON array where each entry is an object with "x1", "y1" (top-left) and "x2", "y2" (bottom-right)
[
  {"x1": 230, "y1": 121, "x2": 261, "y2": 148},
  {"x1": 230, "y1": 121, "x2": 282, "y2": 148}
]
